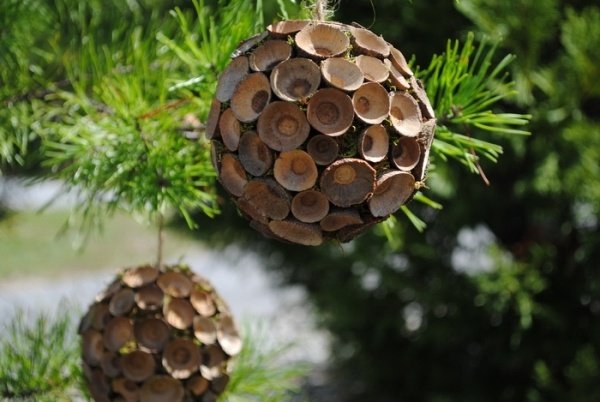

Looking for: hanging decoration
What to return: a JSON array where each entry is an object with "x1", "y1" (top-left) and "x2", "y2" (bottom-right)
[
  {"x1": 208, "y1": 15, "x2": 436, "y2": 246},
  {"x1": 79, "y1": 264, "x2": 241, "y2": 402}
]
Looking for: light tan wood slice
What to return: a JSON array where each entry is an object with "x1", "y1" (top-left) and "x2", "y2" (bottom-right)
[
  {"x1": 190, "y1": 288, "x2": 217, "y2": 317},
  {"x1": 193, "y1": 315, "x2": 218, "y2": 345},
  {"x1": 352, "y1": 82, "x2": 390, "y2": 125},
  {"x1": 249, "y1": 40, "x2": 292, "y2": 71},
  {"x1": 157, "y1": 271, "x2": 193, "y2": 298},
  {"x1": 321, "y1": 57, "x2": 364, "y2": 91},
  {"x1": 295, "y1": 23, "x2": 349, "y2": 59},
  {"x1": 389, "y1": 92, "x2": 422, "y2": 137},
  {"x1": 122, "y1": 265, "x2": 158, "y2": 288},
  {"x1": 354, "y1": 55, "x2": 389, "y2": 83},
  {"x1": 270, "y1": 58, "x2": 321, "y2": 102},
  {"x1": 267, "y1": 20, "x2": 310, "y2": 38},
  {"x1": 369, "y1": 171, "x2": 415, "y2": 217},
  {"x1": 388, "y1": 45, "x2": 414, "y2": 77},
  {"x1": 231, "y1": 72, "x2": 271, "y2": 123},
  {"x1": 199, "y1": 344, "x2": 226, "y2": 381},
  {"x1": 217, "y1": 314, "x2": 243, "y2": 356},
  {"x1": 218, "y1": 108, "x2": 241, "y2": 151},
  {"x1": 358, "y1": 124, "x2": 389, "y2": 163},
  {"x1": 350, "y1": 27, "x2": 390, "y2": 58},
  {"x1": 163, "y1": 298, "x2": 195, "y2": 330},
  {"x1": 384, "y1": 59, "x2": 410, "y2": 90},
  {"x1": 291, "y1": 190, "x2": 330, "y2": 223}
]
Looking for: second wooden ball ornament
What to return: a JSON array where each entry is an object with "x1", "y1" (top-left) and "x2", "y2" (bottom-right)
[{"x1": 209, "y1": 20, "x2": 436, "y2": 246}]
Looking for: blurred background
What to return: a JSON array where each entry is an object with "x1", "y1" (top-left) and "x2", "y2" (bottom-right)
[{"x1": 1, "y1": 0, "x2": 599, "y2": 401}]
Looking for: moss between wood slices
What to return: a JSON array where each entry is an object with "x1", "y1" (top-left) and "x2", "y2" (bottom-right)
[{"x1": 209, "y1": 20, "x2": 436, "y2": 246}]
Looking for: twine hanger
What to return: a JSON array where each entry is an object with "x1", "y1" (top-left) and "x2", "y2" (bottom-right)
[{"x1": 312, "y1": 0, "x2": 339, "y2": 21}]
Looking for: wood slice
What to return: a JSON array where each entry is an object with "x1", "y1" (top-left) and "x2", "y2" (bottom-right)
[
  {"x1": 257, "y1": 101, "x2": 310, "y2": 151},
  {"x1": 273, "y1": 150, "x2": 318, "y2": 192},
  {"x1": 392, "y1": 136, "x2": 421, "y2": 171},
  {"x1": 238, "y1": 131, "x2": 272, "y2": 176},
  {"x1": 215, "y1": 56, "x2": 248, "y2": 102},
  {"x1": 205, "y1": 99, "x2": 221, "y2": 140},
  {"x1": 270, "y1": 58, "x2": 321, "y2": 102},
  {"x1": 267, "y1": 20, "x2": 310, "y2": 38},
  {"x1": 295, "y1": 23, "x2": 350, "y2": 59},
  {"x1": 190, "y1": 289, "x2": 216, "y2": 317},
  {"x1": 112, "y1": 377, "x2": 139, "y2": 402},
  {"x1": 242, "y1": 178, "x2": 290, "y2": 220},
  {"x1": 82, "y1": 329, "x2": 104, "y2": 366},
  {"x1": 219, "y1": 153, "x2": 247, "y2": 197},
  {"x1": 210, "y1": 374, "x2": 230, "y2": 394},
  {"x1": 352, "y1": 82, "x2": 390, "y2": 125},
  {"x1": 90, "y1": 303, "x2": 111, "y2": 331},
  {"x1": 369, "y1": 171, "x2": 415, "y2": 217},
  {"x1": 384, "y1": 59, "x2": 410, "y2": 90},
  {"x1": 388, "y1": 46, "x2": 414, "y2": 77},
  {"x1": 95, "y1": 279, "x2": 122, "y2": 303},
  {"x1": 88, "y1": 369, "x2": 111, "y2": 402},
  {"x1": 134, "y1": 318, "x2": 171, "y2": 352},
  {"x1": 231, "y1": 72, "x2": 271, "y2": 123},
  {"x1": 268, "y1": 219, "x2": 324, "y2": 246},
  {"x1": 249, "y1": 40, "x2": 292, "y2": 71},
  {"x1": 358, "y1": 124, "x2": 389, "y2": 163},
  {"x1": 193, "y1": 316, "x2": 217, "y2": 345},
  {"x1": 321, "y1": 57, "x2": 364, "y2": 92},
  {"x1": 354, "y1": 55, "x2": 389, "y2": 83},
  {"x1": 236, "y1": 197, "x2": 269, "y2": 225},
  {"x1": 109, "y1": 288, "x2": 135, "y2": 316},
  {"x1": 231, "y1": 31, "x2": 268, "y2": 58},
  {"x1": 103, "y1": 316, "x2": 134, "y2": 352},
  {"x1": 249, "y1": 219, "x2": 289, "y2": 243},
  {"x1": 350, "y1": 27, "x2": 390, "y2": 58},
  {"x1": 216, "y1": 314, "x2": 243, "y2": 356},
  {"x1": 390, "y1": 92, "x2": 422, "y2": 137},
  {"x1": 122, "y1": 266, "x2": 158, "y2": 288},
  {"x1": 187, "y1": 375, "x2": 210, "y2": 397},
  {"x1": 135, "y1": 285, "x2": 164, "y2": 311},
  {"x1": 320, "y1": 158, "x2": 376, "y2": 207},
  {"x1": 163, "y1": 298, "x2": 195, "y2": 330},
  {"x1": 140, "y1": 375, "x2": 184, "y2": 402},
  {"x1": 336, "y1": 216, "x2": 384, "y2": 243},
  {"x1": 291, "y1": 190, "x2": 330, "y2": 223},
  {"x1": 306, "y1": 134, "x2": 339, "y2": 165},
  {"x1": 413, "y1": 118, "x2": 437, "y2": 181},
  {"x1": 162, "y1": 338, "x2": 201, "y2": 379},
  {"x1": 307, "y1": 88, "x2": 354, "y2": 137},
  {"x1": 319, "y1": 208, "x2": 363, "y2": 231},
  {"x1": 100, "y1": 351, "x2": 121, "y2": 378},
  {"x1": 120, "y1": 350, "x2": 156, "y2": 382},
  {"x1": 199, "y1": 345, "x2": 226, "y2": 380},
  {"x1": 201, "y1": 391, "x2": 218, "y2": 402},
  {"x1": 410, "y1": 76, "x2": 436, "y2": 120},
  {"x1": 218, "y1": 108, "x2": 241, "y2": 151},
  {"x1": 157, "y1": 271, "x2": 193, "y2": 298}
]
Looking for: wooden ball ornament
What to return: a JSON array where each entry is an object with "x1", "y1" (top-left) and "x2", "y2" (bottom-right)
[
  {"x1": 210, "y1": 20, "x2": 436, "y2": 245},
  {"x1": 80, "y1": 265, "x2": 241, "y2": 402}
]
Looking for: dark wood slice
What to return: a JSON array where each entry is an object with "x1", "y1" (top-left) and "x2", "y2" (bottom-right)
[
  {"x1": 306, "y1": 134, "x2": 339, "y2": 165},
  {"x1": 291, "y1": 190, "x2": 330, "y2": 223},
  {"x1": 319, "y1": 158, "x2": 376, "y2": 207},
  {"x1": 336, "y1": 215, "x2": 385, "y2": 243},
  {"x1": 231, "y1": 31, "x2": 269, "y2": 58},
  {"x1": 242, "y1": 178, "x2": 290, "y2": 221},
  {"x1": 82, "y1": 329, "x2": 104, "y2": 366},
  {"x1": 257, "y1": 101, "x2": 310, "y2": 151},
  {"x1": 350, "y1": 27, "x2": 390, "y2": 58},
  {"x1": 268, "y1": 219, "x2": 324, "y2": 246},
  {"x1": 319, "y1": 208, "x2": 363, "y2": 231},
  {"x1": 238, "y1": 131, "x2": 273, "y2": 176},
  {"x1": 205, "y1": 99, "x2": 221, "y2": 140},
  {"x1": 218, "y1": 153, "x2": 247, "y2": 197},
  {"x1": 134, "y1": 318, "x2": 170, "y2": 352},
  {"x1": 109, "y1": 288, "x2": 135, "y2": 316},
  {"x1": 215, "y1": 56, "x2": 249, "y2": 102},
  {"x1": 103, "y1": 316, "x2": 133, "y2": 352},
  {"x1": 273, "y1": 150, "x2": 318, "y2": 192},
  {"x1": 392, "y1": 136, "x2": 421, "y2": 171},
  {"x1": 162, "y1": 338, "x2": 201, "y2": 380},
  {"x1": 368, "y1": 171, "x2": 415, "y2": 217},
  {"x1": 306, "y1": 88, "x2": 354, "y2": 137},
  {"x1": 139, "y1": 375, "x2": 185, "y2": 402},
  {"x1": 120, "y1": 350, "x2": 155, "y2": 382},
  {"x1": 218, "y1": 108, "x2": 241, "y2": 151},
  {"x1": 112, "y1": 377, "x2": 139, "y2": 402}
]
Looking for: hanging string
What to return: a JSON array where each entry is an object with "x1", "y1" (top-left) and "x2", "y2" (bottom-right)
[
  {"x1": 312, "y1": 0, "x2": 339, "y2": 21},
  {"x1": 315, "y1": 0, "x2": 326, "y2": 20},
  {"x1": 156, "y1": 212, "x2": 165, "y2": 268}
]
